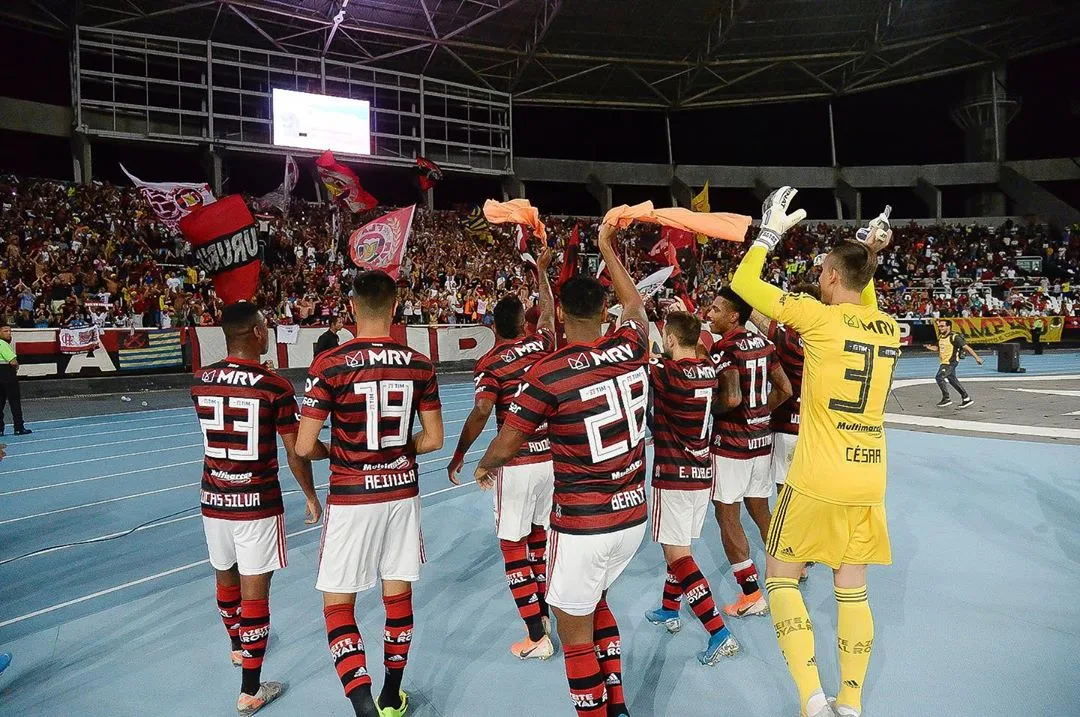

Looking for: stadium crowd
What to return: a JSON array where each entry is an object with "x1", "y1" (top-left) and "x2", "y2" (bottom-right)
[{"x1": 0, "y1": 176, "x2": 1076, "y2": 328}]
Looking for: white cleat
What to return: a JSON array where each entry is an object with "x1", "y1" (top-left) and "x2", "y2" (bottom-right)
[
  {"x1": 828, "y1": 697, "x2": 860, "y2": 716},
  {"x1": 237, "y1": 681, "x2": 284, "y2": 716}
]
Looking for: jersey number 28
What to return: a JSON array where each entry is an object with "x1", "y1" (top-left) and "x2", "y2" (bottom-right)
[{"x1": 579, "y1": 367, "x2": 649, "y2": 463}]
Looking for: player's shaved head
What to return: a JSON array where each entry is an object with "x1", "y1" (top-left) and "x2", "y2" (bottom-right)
[
  {"x1": 493, "y1": 295, "x2": 525, "y2": 340},
  {"x1": 559, "y1": 276, "x2": 606, "y2": 320},
  {"x1": 664, "y1": 311, "x2": 701, "y2": 349},
  {"x1": 221, "y1": 302, "x2": 267, "y2": 358},
  {"x1": 221, "y1": 301, "x2": 263, "y2": 340},
  {"x1": 827, "y1": 241, "x2": 877, "y2": 291},
  {"x1": 351, "y1": 270, "x2": 397, "y2": 317}
]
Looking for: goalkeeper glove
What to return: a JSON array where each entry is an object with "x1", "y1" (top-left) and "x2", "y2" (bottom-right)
[{"x1": 754, "y1": 186, "x2": 807, "y2": 252}]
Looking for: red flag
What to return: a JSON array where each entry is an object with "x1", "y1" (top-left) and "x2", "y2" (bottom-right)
[
  {"x1": 179, "y1": 195, "x2": 261, "y2": 305},
  {"x1": 663, "y1": 226, "x2": 697, "y2": 255},
  {"x1": 556, "y1": 223, "x2": 580, "y2": 292},
  {"x1": 348, "y1": 205, "x2": 416, "y2": 279},
  {"x1": 316, "y1": 150, "x2": 377, "y2": 213},
  {"x1": 516, "y1": 225, "x2": 537, "y2": 273},
  {"x1": 415, "y1": 156, "x2": 443, "y2": 191}
]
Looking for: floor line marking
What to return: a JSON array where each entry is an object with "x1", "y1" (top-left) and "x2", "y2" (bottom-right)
[
  {"x1": 13, "y1": 432, "x2": 203, "y2": 458},
  {"x1": 0, "y1": 429, "x2": 493, "y2": 522},
  {"x1": 0, "y1": 460, "x2": 484, "y2": 628},
  {"x1": 13, "y1": 421, "x2": 195, "y2": 445},
  {"x1": 885, "y1": 413, "x2": 1080, "y2": 439},
  {"x1": 0, "y1": 461, "x2": 203, "y2": 497}
]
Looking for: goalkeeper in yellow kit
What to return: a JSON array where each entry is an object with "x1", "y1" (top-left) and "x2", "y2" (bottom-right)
[{"x1": 730, "y1": 188, "x2": 900, "y2": 717}]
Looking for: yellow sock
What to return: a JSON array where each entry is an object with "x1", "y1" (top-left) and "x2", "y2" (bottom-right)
[
  {"x1": 766, "y1": 577, "x2": 822, "y2": 713},
  {"x1": 835, "y1": 585, "x2": 873, "y2": 714}
]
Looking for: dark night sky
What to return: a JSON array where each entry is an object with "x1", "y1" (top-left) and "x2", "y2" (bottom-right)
[{"x1": 0, "y1": 24, "x2": 1077, "y2": 218}]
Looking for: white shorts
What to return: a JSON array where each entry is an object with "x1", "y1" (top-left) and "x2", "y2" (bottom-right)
[
  {"x1": 316, "y1": 497, "x2": 424, "y2": 594},
  {"x1": 711, "y1": 454, "x2": 773, "y2": 504},
  {"x1": 547, "y1": 523, "x2": 647, "y2": 616},
  {"x1": 494, "y1": 461, "x2": 555, "y2": 541},
  {"x1": 203, "y1": 514, "x2": 287, "y2": 576},
  {"x1": 651, "y1": 487, "x2": 711, "y2": 546},
  {"x1": 770, "y1": 432, "x2": 798, "y2": 486}
]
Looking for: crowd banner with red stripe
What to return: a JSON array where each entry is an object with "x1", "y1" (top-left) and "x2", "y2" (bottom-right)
[
  {"x1": 10, "y1": 319, "x2": 1078, "y2": 379},
  {"x1": 58, "y1": 326, "x2": 101, "y2": 354}
]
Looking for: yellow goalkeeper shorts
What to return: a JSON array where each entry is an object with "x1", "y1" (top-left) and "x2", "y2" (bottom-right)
[{"x1": 766, "y1": 484, "x2": 892, "y2": 570}]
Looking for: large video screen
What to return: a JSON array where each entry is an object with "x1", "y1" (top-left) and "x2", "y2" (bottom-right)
[{"x1": 272, "y1": 88, "x2": 371, "y2": 155}]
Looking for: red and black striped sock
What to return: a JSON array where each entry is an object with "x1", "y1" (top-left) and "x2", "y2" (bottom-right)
[
  {"x1": 564, "y1": 642, "x2": 608, "y2": 716},
  {"x1": 216, "y1": 582, "x2": 242, "y2": 651},
  {"x1": 670, "y1": 555, "x2": 726, "y2": 637},
  {"x1": 239, "y1": 598, "x2": 270, "y2": 696},
  {"x1": 661, "y1": 571, "x2": 682, "y2": 613},
  {"x1": 500, "y1": 538, "x2": 545, "y2": 641},
  {"x1": 526, "y1": 524, "x2": 549, "y2": 619},
  {"x1": 324, "y1": 603, "x2": 373, "y2": 700},
  {"x1": 732, "y1": 559, "x2": 761, "y2": 596},
  {"x1": 380, "y1": 589, "x2": 413, "y2": 709},
  {"x1": 593, "y1": 600, "x2": 626, "y2": 714}
]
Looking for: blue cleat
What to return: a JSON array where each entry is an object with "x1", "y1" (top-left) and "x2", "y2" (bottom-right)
[
  {"x1": 0, "y1": 652, "x2": 11, "y2": 675},
  {"x1": 645, "y1": 607, "x2": 681, "y2": 634},
  {"x1": 697, "y1": 628, "x2": 741, "y2": 665}
]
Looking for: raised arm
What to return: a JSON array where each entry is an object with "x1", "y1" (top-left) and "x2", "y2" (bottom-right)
[
  {"x1": 536, "y1": 245, "x2": 555, "y2": 335},
  {"x1": 597, "y1": 223, "x2": 648, "y2": 329},
  {"x1": 730, "y1": 187, "x2": 806, "y2": 319}
]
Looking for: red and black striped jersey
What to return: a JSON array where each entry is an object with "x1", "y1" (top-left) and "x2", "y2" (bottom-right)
[
  {"x1": 503, "y1": 320, "x2": 650, "y2": 535},
  {"x1": 191, "y1": 358, "x2": 299, "y2": 521},
  {"x1": 709, "y1": 329, "x2": 776, "y2": 459},
  {"x1": 649, "y1": 357, "x2": 716, "y2": 490},
  {"x1": 767, "y1": 320, "x2": 804, "y2": 435},
  {"x1": 473, "y1": 328, "x2": 555, "y2": 466},
  {"x1": 301, "y1": 338, "x2": 440, "y2": 506}
]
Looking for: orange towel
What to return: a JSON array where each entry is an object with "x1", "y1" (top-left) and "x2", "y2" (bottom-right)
[
  {"x1": 603, "y1": 201, "x2": 751, "y2": 243},
  {"x1": 482, "y1": 198, "x2": 548, "y2": 241}
]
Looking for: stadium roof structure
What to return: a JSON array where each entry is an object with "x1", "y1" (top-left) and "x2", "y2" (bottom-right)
[{"x1": 7, "y1": 0, "x2": 1080, "y2": 109}]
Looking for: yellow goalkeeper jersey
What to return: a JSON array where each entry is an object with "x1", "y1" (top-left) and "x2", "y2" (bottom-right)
[{"x1": 768, "y1": 291, "x2": 900, "y2": 505}]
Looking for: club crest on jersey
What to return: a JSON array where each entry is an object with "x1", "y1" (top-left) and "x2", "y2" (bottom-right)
[
  {"x1": 843, "y1": 314, "x2": 860, "y2": 329},
  {"x1": 345, "y1": 351, "x2": 366, "y2": 368},
  {"x1": 501, "y1": 350, "x2": 517, "y2": 363},
  {"x1": 201, "y1": 369, "x2": 216, "y2": 383}
]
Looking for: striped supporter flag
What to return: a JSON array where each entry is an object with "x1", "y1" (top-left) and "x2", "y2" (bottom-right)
[{"x1": 118, "y1": 330, "x2": 183, "y2": 371}]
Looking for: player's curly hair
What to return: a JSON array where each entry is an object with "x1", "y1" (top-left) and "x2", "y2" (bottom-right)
[
  {"x1": 829, "y1": 240, "x2": 877, "y2": 290},
  {"x1": 559, "y1": 276, "x2": 606, "y2": 320},
  {"x1": 717, "y1": 287, "x2": 752, "y2": 325}
]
